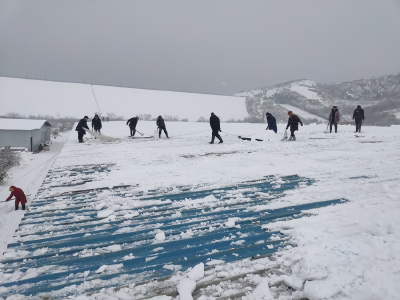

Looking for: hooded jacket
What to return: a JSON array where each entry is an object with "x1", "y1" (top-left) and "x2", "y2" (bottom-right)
[
  {"x1": 329, "y1": 109, "x2": 340, "y2": 124},
  {"x1": 6, "y1": 186, "x2": 27, "y2": 205},
  {"x1": 157, "y1": 116, "x2": 165, "y2": 127},
  {"x1": 266, "y1": 114, "x2": 277, "y2": 133},
  {"x1": 76, "y1": 118, "x2": 89, "y2": 134},
  {"x1": 92, "y1": 117, "x2": 102, "y2": 129},
  {"x1": 210, "y1": 114, "x2": 221, "y2": 131},
  {"x1": 353, "y1": 107, "x2": 365, "y2": 121},
  {"x1": 126, "y1": 117, "x2": 138, "y2": 128},
  {"x1": 286, "y1": 114, "x2": 303, "y2": 131}
]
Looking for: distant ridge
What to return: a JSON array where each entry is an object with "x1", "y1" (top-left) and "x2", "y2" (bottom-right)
[{"x1": 235, "y1": 73, "x2": 400, "y2": 126}]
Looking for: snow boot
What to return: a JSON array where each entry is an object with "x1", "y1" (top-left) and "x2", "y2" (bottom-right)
[
  {"x1": 293, "y1": 136, "x2": 296, "y2": 141},
  {"x1": 209, "y1": 142, "x2": 214, "y2": 144},
  {"x1": 289, "y1": 136, "x2": 293, "y2": 141},
  {"x1": 219, "y1": 140, "x2": 223, "y2": 144}
]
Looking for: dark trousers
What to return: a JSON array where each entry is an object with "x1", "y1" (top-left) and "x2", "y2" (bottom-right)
[
  {"x1": 130, "y1": 127, "x2": 136, "y2": 136},
  {"x1": 290, "y1": 130, "x2": 295, "y2": 137},
  {"x1": 93, "y1": 128, "x2": 101, "y2": 134},
  {"x1": 15, "y1": 204, "x2": 26, "y2": 210},
  {"x1": 355, "y1": 120, "x2": 362, "y2": 132},
  {"x1": 158, "y1": 126, "x2": 168, "y2": 138},
  {"x1": 78, "y1": 131, "x2": 84, "y2": 141},
  {"x1": 330, "y1": 123, "x2": 338, "y2": 133},
  {"x1": 211, "y1": 130, "x2": 223, "y2": 143}
]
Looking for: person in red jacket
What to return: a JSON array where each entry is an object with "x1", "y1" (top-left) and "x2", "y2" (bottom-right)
[{"x1": 5, "y1": 186, "x2": 27, "y2": 210}]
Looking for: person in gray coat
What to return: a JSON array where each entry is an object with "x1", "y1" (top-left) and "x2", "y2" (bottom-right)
[{"x1": 328, "y1": 106, "x2": 340, "y2": 133}]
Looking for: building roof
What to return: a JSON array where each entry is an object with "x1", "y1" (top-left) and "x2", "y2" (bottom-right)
[{"x1": 0, "y1": 119, "x2": 52, "y2": 130}]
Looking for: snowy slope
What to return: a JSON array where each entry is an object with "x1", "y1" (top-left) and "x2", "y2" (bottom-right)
[
  {"x1": 0, "y1": 77, "x2": 247, "y2": 121},
  {"x1": 0, "y1": 122, "x2": 399, "y2": 299},
  {"x1": 278, "y1": 104, "x2": 326, "y2": 122},
  {"x1": 236, "y1": 73, "x2": 400, "y2": 126}
]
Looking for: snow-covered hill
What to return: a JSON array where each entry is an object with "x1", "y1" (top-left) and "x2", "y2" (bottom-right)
[
  {"x1": 235, "y1": 73, "x2": 400, "y2": 126},
  {"x1": 0, "y1": 77, "x2": 247, "y2": 122}
]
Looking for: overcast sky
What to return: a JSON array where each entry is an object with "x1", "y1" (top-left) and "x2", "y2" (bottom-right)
[{"x1": 1, "y1": 0, "x2": 400, "y2": 95}]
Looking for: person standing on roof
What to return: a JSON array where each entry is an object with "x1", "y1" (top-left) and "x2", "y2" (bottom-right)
[
  {"x1": 265, "y1": 112, "x2": 277, "y2": 133},
  {"x1": 286, "y1": 111, "x2": 303, "y2": 141},
  {"x1": 5, "y1": 186, "x2": 27, "y2": 210},
  {"x1": 328, "y1": 106, "x2": 340, "y2": 133},
  {"x1": 209, "y1": 112, "x2": 223, "y2": 144},
  {"x1": 92, "y1": 114, "x2": 102, "y2": 135},
  {"x1": 156, "y1": 116, "x2": 169, "y2": 138},
  {"x1": 353, "y1": 105, "x2": 365, "y2": 133},
  {"x1": 126, "y1": 116, "x2": 139, "y2": 137},
  {"x1": 76, "y1": 116, "x2": 89, "y2": 143}
]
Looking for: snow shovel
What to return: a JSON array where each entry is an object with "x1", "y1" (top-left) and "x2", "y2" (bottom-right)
[
  {"x1": 154, "y1": 128, "x2": 158, "y2": 135},
  {"x1": 281, "y1": 129, "x2": 288, "y2": 141},
  {"x1": 324, "y1": 123, "x2": 330, "y2": 134},
  {"x1": 135, "y1": 130, "x2": 145, "y2": 136}
]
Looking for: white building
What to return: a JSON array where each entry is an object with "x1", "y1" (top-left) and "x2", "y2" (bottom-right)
[{"x1": 0, "y1": 119, "x2": 52, "y2": 152}]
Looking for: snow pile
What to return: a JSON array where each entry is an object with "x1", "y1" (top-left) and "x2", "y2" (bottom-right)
[
  {"x1": 263, "y1": 180, "x2": 400, "y2": 299},
  {"x1": 154, "y1": 230, "x2": 166, "y2": 242}
]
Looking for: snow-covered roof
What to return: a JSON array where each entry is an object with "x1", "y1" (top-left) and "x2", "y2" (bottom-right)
[{"x1": 0, "y1": 118, "x2": 52, "y2": 130}]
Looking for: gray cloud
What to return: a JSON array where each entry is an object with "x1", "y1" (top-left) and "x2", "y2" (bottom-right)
[{"x1": 0, "y1": 0, "x2": 400, "y2": 95}]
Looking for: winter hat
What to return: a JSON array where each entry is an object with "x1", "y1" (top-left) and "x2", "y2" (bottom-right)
[
  {"x1": 211, "y1": 112, "x2": 215, "y2": 115},
  {"x1": 84, "y1": 116, "x2": 89, "y2": 119},
  {"x1": 266, "y1": 112, "x2": 270, "y2": 115},
  {"x1": 357, "y1": 105, "x2": 361, "y2": 108},
  {"x1": 95, "y1": 114, "x2": 98, "y2": 117}
]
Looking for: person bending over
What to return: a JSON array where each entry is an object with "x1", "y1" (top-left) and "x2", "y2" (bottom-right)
[
  {"x1": 126, "y1": 116, "x2": 139, "y2": 136},
  {"x1": 286, "y1": 111, "x2": 303, "y2": 141},
  {"x1": 5, "y1": 186, "x2": 27, "y2": 210}
]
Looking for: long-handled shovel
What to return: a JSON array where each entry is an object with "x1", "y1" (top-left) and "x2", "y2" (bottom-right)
[{"x1": 135, "y1": 130, "x2": 145, "y2": 136}]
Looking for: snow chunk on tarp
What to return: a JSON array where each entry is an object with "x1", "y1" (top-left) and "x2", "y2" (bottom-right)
[
  {"x1": 177, "y1": 278, "x2": 196, "y2": 300},
  {"x1": 187, "y1": 263, "x2": 204, "y2": 281}
]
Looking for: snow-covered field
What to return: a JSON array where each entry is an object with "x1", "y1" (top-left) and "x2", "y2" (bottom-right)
[
  {"x1": 1, "y1": 121, "x2": 400, "y2": 300},
  {"x1": 0, "y1": 77, "x2": 247, "y2": 121}
]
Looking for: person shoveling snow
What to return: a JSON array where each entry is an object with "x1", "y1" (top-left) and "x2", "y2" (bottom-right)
[
  {"x1": 286, "y1": 111, "x2": 303, "y2": 141},
  {"x1": 76, "y1": 116, "x2": 90, "y2": 143},
  {"x1": 5, "y1": 186, "x2": 27, "y2": 210}
]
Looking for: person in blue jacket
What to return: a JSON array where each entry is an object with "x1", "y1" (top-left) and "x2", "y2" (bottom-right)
[{"x1": 265, "y1": 112, "x2": 277, "y2": 133}]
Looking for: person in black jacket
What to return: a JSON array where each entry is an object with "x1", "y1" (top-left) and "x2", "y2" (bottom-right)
[
  {"x1": 353, "y1": 105, "x2": 365, "y2": 133},
  {"x1": 92, "y1": 114, "x2": 102, "y2": 135},
  {"x1": 76, "y1": 116, "x2": 89, "y2": 143},
  {"x1": 209, "y1": 112, "x2": 223, "y2": 144},
  {"x1": 286, "y1": 111, "x2": 303, "y2": 141},
  {"x1": 266, "y1": 112, "x2": 277, "y2": 133},
  {"x1": 126, "y1": 116, "x2": 139, "y2": 136},
  {"x1": 156, "y1": 116, "x2": 169, "y2": 138}
]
